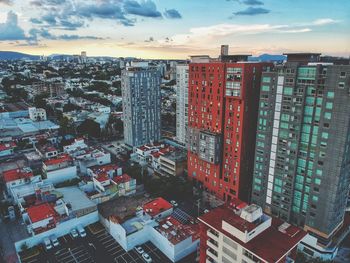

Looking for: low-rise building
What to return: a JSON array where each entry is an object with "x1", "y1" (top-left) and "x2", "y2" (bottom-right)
[
  {"x1": 198, "y1": 201, "x2": 307, "y2": 263},
  {"x1": 42, "y1": 154, "x2": 78, "y2": 184},
  {"x1": 159, "y1": 151, "x2": 187, "y2": 177},
  {"x1": 28, "y1": 107, "x2": 47, "y2": 121},
  {"x1": 99, "y1": 197, "x2": 199, "y2": 262},
  {"x1": 87, "y1": 164, "x2": 136, "y2": 197},
  {"x1": 0, "y1": 141, "x2": 16, "y2": 157}
]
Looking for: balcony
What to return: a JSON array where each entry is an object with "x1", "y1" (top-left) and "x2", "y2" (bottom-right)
[
  {"x1": 207, "y1": 229, "x2": 219, "y2": 241},
  {"x1": 207, "y1": 239, "x2": 218, "y2": 250},
  {"x1": 206, "y1": 248, "x2": 219, "y2": 262}
]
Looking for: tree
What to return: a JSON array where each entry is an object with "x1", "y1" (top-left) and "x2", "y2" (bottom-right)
[
  {"x1": 59, "y1": 116, "x2": 75, "y2": 135},
  {"x1": 77, "y1": 119, "x2": 100, "y2": 138},
  {"x1": 33, "y1": 93, "x2": 49, "y2": 109}
]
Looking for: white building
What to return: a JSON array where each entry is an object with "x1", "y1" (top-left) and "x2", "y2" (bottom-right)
[
  {"x1": 175, "y1": 64, "x2": 188, "y2": 146},
  {"x1": 99, "y1": 197, "x2": 199, "y2": 262},
  {"x1": 42, "y1": 154, "x2": 78, "y2": 184},
  {"x1": 28, "y1": 107, "x2": 47, "y2": 121},
  {"x1": 198, "y1": 202, "x2": 307, "y2": 263}
]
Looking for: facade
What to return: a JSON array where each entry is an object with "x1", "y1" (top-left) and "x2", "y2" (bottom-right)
[
  {"x1": 28, "y1": 107, "x2": 47, "y2": 121},
  {"x1": 42, "y1": 154, "x2": 78, "y2": 184},
  {"x1": 175, "y1": 64, "x2": 189, "y2": 145},
  {"x1": 122, "y1": 65, "x2": 161, "y2": 147},
  {"x1": 187, "y1": 52, "x2": 272, "y2": 202},
  {"x1": 251, "y1": 53, "x2": 350, "y2": 259},
  {"x1": 159, "y1": 151, "x2": 187, "y2": 177},
  {"x1": 198, "y1": 202, "x2": 307, "y2": 263}
]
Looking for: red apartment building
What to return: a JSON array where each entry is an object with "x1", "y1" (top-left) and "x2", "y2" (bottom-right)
[{"x1": 187, "y1": 49, "x2": 272, "y2": 202}]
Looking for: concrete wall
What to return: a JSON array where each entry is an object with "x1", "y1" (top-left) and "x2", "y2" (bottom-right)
[
  {"x1": 15, "y1": 211, "x2": 99, "y2": 252},
  {"x1": 45, "y1": 166, "x2": 77, "y2": 185}
]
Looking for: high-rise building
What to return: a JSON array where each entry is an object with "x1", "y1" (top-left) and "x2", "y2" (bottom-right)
[
  {"x1": 198, "y1": 200, "x2": 307, "y2": 263},
  {"x1": 122, "y1": 65, "x2": 161, "y2": 147},
  {"x1": 187, "y1": 49, "x2": 272, "y2": 202},
  {"x1": 251, "y1": 53, "x2": 350, "y2": 260},
  {"x1": 175, "y1": 64, "x2": 189, "y2": 145}
]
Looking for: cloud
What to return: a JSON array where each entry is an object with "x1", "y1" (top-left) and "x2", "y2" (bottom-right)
[
  {"x1": 281, "y1": 28, "x2": 311, "y2": 33},
  {"x1": 0, "y1": 11, "x2": 26, "y2": 41},
  {"x1": 164, "y1": 9, "x2": 182, "y2": 19},
  {"x1": 144, "y1": 36, "x2": 154, "y2": 42},
  {"x1": 234, "y1": 7, "x2": 270, "y2": 15},
  {"x1": 242, "y1": 0, "x2": 264, "y2": 5},
  {"x1": 28, "y1": 28, "x2": 104, "y2": 43},
  {"x1": 312, "y1": 18, "x2": 339, "y2": 25},
  {"x1": 0, "y1": 0, "x2": 12, "y2": 5},
  {"x1": 28, "y1": 0, "x2": 180, "y2": 28},
  {"x1": 123, "y1": 0, "x2": 162, "y2": 18}
]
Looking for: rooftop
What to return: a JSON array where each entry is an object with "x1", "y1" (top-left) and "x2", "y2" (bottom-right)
[
  {"x1": 43, "y1": 153, "x2": 72, "y2": 166},
  {"x1": 2, "y1": 167, "x2": 33, "y2": 183},
  {"x1": 143, "y1": 197, "x2": 173, "y2": 218},
  {"x1": 199, "y1": 205, "x2": 307, "y2": 262},
  {"x1": 0, "y1": 142, "x2": 16, "y2": 151},
  {"x1": 26, "y1": 203, "x2": 57, "y2": 223},
  {"x1": 155, "y1": 216, "x2": 200, "y2": 245},
  {"x1": 98, "y1": 195, "x2": 153, "y2": 223},
  {"x1": 113, "y1": 173, "x2": 133, "y2": 184}
]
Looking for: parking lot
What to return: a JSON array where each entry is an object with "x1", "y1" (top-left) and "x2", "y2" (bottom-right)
[
  {"x1": 90, "y1": 227, "x2": 172, "y2": 263},
  {"x1": 19, "y1": 223, "x2": 197, "y2": 263}
]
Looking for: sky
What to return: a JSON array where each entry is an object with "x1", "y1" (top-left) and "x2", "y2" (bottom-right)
[{"x1": 0, "y1": 0, "x2": 349, "y2": 59}]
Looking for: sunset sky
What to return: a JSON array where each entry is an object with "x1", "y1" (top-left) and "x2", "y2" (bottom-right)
[{"x1": 0, "y1": 0, "x2": 349, "y2": 58}]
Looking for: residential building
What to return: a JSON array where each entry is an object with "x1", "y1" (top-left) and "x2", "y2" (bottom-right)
[
  {"x1": 198, "y1": 201, "x2": 307, "y2": 263},
  {"x1": 175, "y1": 64, "x2": 189, "y2": 146},
  {"x1": 17, "y1": 186, "x2": 98, "y2": 249},
  {"x1": 99, "y1": 197, "x2": 199, "y2": 262},
  {"x1": 28, "y1": 107, "x2": 47, "y2": 121},
  {"x1": 251, "y1": 53, "x2": 350, "y2": 259},
  {"x1": 122, "y1": 65, "x2": 161, "y2": 147},
  {"x1": 159, "y1": 151, "x2": 187, "y2": 177},
  {"x1": 0, "y1": 141, "x2": 16, "y2": 157},
  {"x1": 188, "y1": 47, "x2": 272, "y2": 202},
  {"x1": 42, "y1": 154, "x2": 78, "y2": 184}
]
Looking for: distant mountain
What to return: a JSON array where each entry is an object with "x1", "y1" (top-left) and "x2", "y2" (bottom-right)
[
  {"x1": 249, "y1": 54, "x2": 286, "y2": 62},
  {"x1": 0, "y1": 51, "x2": 40, "y2": 61}
]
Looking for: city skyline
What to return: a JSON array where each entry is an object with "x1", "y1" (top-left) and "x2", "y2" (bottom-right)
[{"x1": 0, "y1": 0, "x2": 349, "y2": 58}]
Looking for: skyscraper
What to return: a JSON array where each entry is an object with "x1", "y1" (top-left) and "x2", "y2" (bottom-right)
[
  {"x1": 175, "y1": 64, "x2": 189, "y2": 146},
  {"x1": 251, "y1": 53, "x2": 350, "y2": 259},
  {"x1": 122, "y1": 65, "x2": 161, "y2": 147},
  {"x1": 187, "y1": 49, "x2": 272, "y2": 202}
]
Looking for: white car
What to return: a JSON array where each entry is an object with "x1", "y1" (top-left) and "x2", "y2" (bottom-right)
[
  {"x1": 70, "y1": 229, "x2": 78, "y2": 238},
  {"x1": 43, "y1": 238, "x2": 52, "y2": 251},
  {"x1": 170, "y1": 200, "x2": 178, "y2": 207},
  {"x1": 135, "y1": 246, "x2": 144, "y2": 254},
  {"x1": 50, "y1": 235, "x2": 59, "y2": 247},
  {"x1": 142, "y1": 253, "x2": 152, "y2": 262},
  {"x1": 77, "y1": 226, "x2": 87, "y2": 237}
]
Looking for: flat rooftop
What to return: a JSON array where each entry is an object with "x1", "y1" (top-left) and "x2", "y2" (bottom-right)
[
  {"x1": 98, "y1": 195, "x2": 153, "y2": 223},
  {"x1": 143, "y1": 197, "x2": 173, "y2": 218},
  {"x1": 199, "y1": 205, "x2": 307, "y2": 262},
  {"x1": 57, "y1": 186, "x2": 96, "y2": 213}
]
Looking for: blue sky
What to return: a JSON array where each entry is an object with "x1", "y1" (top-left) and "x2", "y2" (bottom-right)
[{"x1": 0, "y1": 0, "x2": 349, "y2": 58}]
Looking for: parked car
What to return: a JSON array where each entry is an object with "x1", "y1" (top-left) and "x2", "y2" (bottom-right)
[
  {"x1": 70, "y1": 228, "x2": 78, "y2": 238},
  {"x1": 43, "y1": 238, "x2": 52, "y2": 251},
  {"x1": 50, "y1": 235, "x2": 59, "y2": 247},
  {"x1": 142, "y1": 253, "x2": 152, "y2": 262},
  {"x1": 170, "y1": 200, "x2": 178, "y2": 207},
  {"x1": 77, "y1": 225, "x2": 87, "y2": 237},
  {"x1": 135, "y1": 246, "x2": 144, "y2": 254}
]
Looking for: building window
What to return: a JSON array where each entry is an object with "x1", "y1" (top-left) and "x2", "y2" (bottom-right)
[{"x1": 262, "y1": 76, "x2": 271, "y2": 83}]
